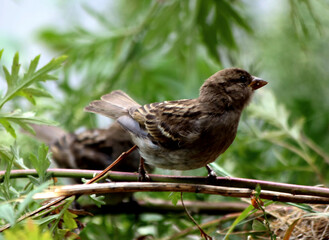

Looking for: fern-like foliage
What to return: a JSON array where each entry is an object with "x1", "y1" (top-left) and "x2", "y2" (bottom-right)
[{"x1": 0, "y1": 50, "x2": 67, "y2": 138}]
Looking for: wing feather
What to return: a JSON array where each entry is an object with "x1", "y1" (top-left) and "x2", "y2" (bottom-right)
[{"x1": 131, "y1": 99, "x2": 207, "y2": 149}]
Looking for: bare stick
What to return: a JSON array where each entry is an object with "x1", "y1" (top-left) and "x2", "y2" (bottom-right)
[
  {"x1": 33, "y1": 182, "x2": 329, "y2": 204},
  {"x1": 180, "y1": 192, "x2": 212, "y2": 240},
  {"x1": 86, "y1": 145, "x2": 137, "y2": 184},
  {"x1": 3, "y1": 169, "x2": 329, "y2": 199}
]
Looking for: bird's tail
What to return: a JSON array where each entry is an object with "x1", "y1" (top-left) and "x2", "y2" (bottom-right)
[
  {"x1": 22, "y1": 124, "x2": 67, "y2": 145},
  {"x1": 85, "y1": 90, "x2": 141, "y2": 119}
]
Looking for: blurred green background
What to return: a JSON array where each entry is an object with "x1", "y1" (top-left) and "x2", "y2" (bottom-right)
[{"x1": 1, "y1": 0, "x2": 329, "y2": 239}]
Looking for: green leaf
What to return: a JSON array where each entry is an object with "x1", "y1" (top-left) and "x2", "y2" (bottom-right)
[
  {"x1": 28, "y1": 144, "x2": 51, "y2": 183},
  {"x1": 20, "y1": 87, "x2": 53, "y2": 98},
  {"x1": 209, "y1": 162, "x2": 232, "y2": 177},
  {"x1": 54, "y1": 229, "x2": 69, "y2": 240},
  {"x1": 17, "y1": 90, "x2": 36, "y2": 105},
  {"x1": 168, "y1": 192, "x2": 180, "y2": 206},
  {"x1": 26, "y1": 176, "x2": 40, "y2": 186},
  {"x1": 0, "y1": 152, "x2": 15, "y2": 201},
  {"x1": 63, "y1": 211, "x2": 78, "y2": 229},
  {"x1": 10, "y1": 52, "x2": 21, "y2": 87},
  {"x1": 19, "y1": 182, "x2": 34, "y2": 196},
  {"x1": 15, "y1": 121, "x2": 36, "y2": 135},
  {"x1": 0, "y1": 110, "x2": 56, "y2": 124},
  {"x1": 17, "y1": 182, "x2": 50, "y2": 218},
  {"x1": 0, "y1": 110, "x2": 58, "y2": 138},
  {"x1": 255, "y1": 184, "x2": 261, "y2": 197},
  {"x1": 30, "y1": 55, "x2": 67, "y2": 81},
  {"x1": 28, "y1": 154, "x2": 39, "y2": 173},
  {"x1": 0, "y1": 52, "x2": 65, "y2": 138},
  {"x1": 224, "y1": 205, "x2": 254, "y2": 239},
  {"x1": 89, "y1": 194, "x2": 106, "y2": 208},
  {"x1": 252, "y1": 219, "x2": 267, "y2": 231},
  {"x1": 10, "y1": 143, "x2": 28, "y2": 169},
  {"x1": 2, "y1": 66, "x2": 11, "y2": 88},
  {"x1": 0, "y1": 49, "x2": 3, "y2": 60},
  {"x1": 49, "y1": 196, "x2": 76, "y2": 233},
  {"x1": 0, "y1": 203, "x2": 16, "y2": 226},
  {"x1": 0, "y1": 54, "x2": 67, "y2": 108},
  {"x1": 0, "y1": 144, "x2": 13, "y2": 163},
  {"x1": 38, "y1": 144, "x2": 51, "y2": 175},
  {"x1": 285, "y1": 202, "x2": 314, "y2": 213},
  {"x1": 34, "y1": 214, "x2": 61, "y2": 226},
  {"x1": 24, "y1": 55, "x2": 40, "y2": 79},
  {"x1": 0, "y1": 119, "x2": 16, "y2": 138},
  {"x1": 4, "y1": 219, "x2": 52, "y2": 240},
  {"x1": 218, "y1": 0, "x2": 252, "y2": 32},
  {"x1": 0, "y1": 143, "x2": 27, "y2": 171}
]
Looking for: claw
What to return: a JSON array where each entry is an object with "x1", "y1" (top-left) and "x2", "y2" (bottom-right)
[
  {"x1": 138, "y1": 157, "x2": 150, "y2": 182},
  {"x1": 205, "y1": 165, "x2": 217, "y2": 184}
]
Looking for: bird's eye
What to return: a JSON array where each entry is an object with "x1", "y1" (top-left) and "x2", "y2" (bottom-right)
[{"x1": 231, "y1": 74, "x2": 249, "y2": 84}]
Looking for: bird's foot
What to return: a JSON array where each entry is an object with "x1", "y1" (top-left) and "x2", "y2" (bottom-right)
[
  {"x1": 138, "y1": 157, "x2": 151, "y2": 182},
  {"x1": 205, "y1": 165, "x2": 217, "y2": 184},
  {"x1": 138, "y1": 170, "x2": 150, "y2": 182}
]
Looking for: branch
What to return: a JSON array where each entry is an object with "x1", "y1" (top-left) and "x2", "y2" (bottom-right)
[
  {"x1": 2, "y1": 168, "x2": 329, "y2": 232},
  {"x1": 2, "y1": 168, "x2": 329, "y2": 199},
  {"x1": 34, "y1": 182, "x2": 329, "y2": 204}
]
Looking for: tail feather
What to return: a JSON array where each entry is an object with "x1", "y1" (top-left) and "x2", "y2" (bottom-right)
[
  {"x1": 101, "y1": 90, "x2": 139, "y2": 109},
  {"x1": 85, "y1": 90, "x2": 140, "y2": 120},
  {"x1": 24, "y1": 124, "x2": 67, "y2": 145}
]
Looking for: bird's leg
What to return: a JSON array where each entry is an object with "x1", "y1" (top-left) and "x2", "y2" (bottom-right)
[
  {"x1": 205, "y1": 164, "x2": 217, "y2": 184},
  {"x1": 138, "y1": 157, "x2": 150, "y2": 181}
]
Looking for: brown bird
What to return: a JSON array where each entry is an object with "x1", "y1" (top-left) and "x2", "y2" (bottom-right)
[
  {"x1": 29, "y1": 123, "x2": 144, "y2": 205},
  {"x1": 29, "y1": 122, "x2": 141, "y2": 174},
  {"x1": 85, "y1": 68, "x2": 267, "y2": 179}
]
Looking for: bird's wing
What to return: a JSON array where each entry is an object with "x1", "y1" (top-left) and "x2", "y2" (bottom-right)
[{"x1": 131, "y1": 99, "x2": 210, "y2": 149}]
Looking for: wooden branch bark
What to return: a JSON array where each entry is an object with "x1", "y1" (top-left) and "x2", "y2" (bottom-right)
[
  {"x1": 2, "y1": 168, "x2": 329, "y2": 199},
  {"x1": 2, "y1": 168, "x2": 329, "y2": 232},
  {"x1": 34, "y1": 182, "x2": 329, "y2": 204}
]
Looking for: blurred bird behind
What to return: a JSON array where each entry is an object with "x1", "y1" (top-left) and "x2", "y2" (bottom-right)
[
  {"x1": 28, "y1": 122, "x2": 147, "y2": 205},
  {"x1": 30, "y1": 122, "x2": 141, "y2": 173}
]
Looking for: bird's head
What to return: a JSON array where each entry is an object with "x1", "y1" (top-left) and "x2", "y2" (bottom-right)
[{"x1": 199, "y1": 68, "x2": 267, "y2": 110}]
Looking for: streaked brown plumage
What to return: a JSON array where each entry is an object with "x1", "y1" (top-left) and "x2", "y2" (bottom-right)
[
  {"x1": 85, "y1": 68, "x2": 267, "y2": 171},
  {"x1": 29, "y1": 122, "x2": 146, "y2": 204},
  {"x1": 30, "y1": 123, "x2": 141, "y2": 172}
]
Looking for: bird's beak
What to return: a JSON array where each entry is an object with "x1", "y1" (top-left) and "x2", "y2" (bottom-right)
[{"x1": 248, "y1": 76, "x2": 268, "y2": 90}]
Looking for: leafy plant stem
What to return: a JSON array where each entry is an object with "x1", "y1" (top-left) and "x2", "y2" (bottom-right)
[{"x1": 49, "y1": 196, "x2": 75, "y2": 233}]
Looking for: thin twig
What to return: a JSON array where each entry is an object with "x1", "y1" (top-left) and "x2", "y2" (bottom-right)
[
  {"x1": 180, "y1": 192, "x2": 212, "y2": 240},
  {"x1": 0, "y1": 145, "x2": 137, "y2": 232},
  {"x1": 86, "y1": 145, "x2": 137, "y2": 184},
  {"x1": 254, "y1": 197, "x2": 275, "y2": 239},
  {"x1": 168, "y1": 213, "x2": 241, "y2": 240},
  {"x1": 0, "y1": 196, "x2": 67, "y2": 232}
]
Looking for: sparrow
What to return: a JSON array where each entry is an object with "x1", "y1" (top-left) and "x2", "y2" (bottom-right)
[
  {"x1": 85, "y1": 68, "x2": 267, "y2": 179},
  {"x1": 29, "y1": 123, "x2": 142, "y2": 175},
  {"x1": 29, "y1": 122, "x2": 145, "y2": 205}
]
